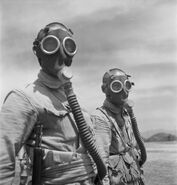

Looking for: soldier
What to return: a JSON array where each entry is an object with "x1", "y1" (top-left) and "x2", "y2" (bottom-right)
[
  {"x1": 0, "y1": 22, "x2": 106, "y2": 185},
  {"x1": 92, "y1": 68, "x2": 147, "y2": 185}
]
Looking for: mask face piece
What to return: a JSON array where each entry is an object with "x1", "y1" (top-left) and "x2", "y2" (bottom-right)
[
  {"x1": 109, "y1": 76, "x2": 129, "y2": 104},
  {"x1": 102, "y1": 68, "x2": 134, "y2": 106},
  {"x1": 33, "y1": 22, "x2": 77, "y2": 77}
]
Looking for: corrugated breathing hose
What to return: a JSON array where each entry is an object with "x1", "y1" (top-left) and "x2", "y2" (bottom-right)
[
  {"x1": 126, "y1": 103, "x2": 147, "y2": 167},
  {"x1": 64, "y1": 81, "x2": 107, "y2": 184}
]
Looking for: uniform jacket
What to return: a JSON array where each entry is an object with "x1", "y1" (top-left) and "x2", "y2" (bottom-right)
[
  {"x1": 92, "y1": 99, "x2": 144, "y2": 185},
  {"x1": 0, "y1": 70, "x2": 96, "y2": 185}
]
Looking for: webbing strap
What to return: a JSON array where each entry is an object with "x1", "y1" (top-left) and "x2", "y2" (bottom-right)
[{"x1": 97, "y1": 107, "x2": 129, "y2": 151}]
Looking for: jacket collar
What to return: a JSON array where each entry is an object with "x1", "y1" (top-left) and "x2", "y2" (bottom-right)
[
  {"x1": 37, "y1": 70, "x2": 63, "y2": 89},
  {"x1": 103, "y1": 98, "x2": 122, "y2": 114}
]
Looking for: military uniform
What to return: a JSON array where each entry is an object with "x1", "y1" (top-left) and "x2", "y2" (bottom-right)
[
  {"x1": 92, "y1": 100, "x2": 145, "y2": 185},
  {"x1": 0, "y1": 70, "x2": 96, "y2": 185}
]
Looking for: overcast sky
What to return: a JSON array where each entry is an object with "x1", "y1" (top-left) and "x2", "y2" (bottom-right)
[{"x1": 0, "y1": 0, "x2": 177, "y2": 133}]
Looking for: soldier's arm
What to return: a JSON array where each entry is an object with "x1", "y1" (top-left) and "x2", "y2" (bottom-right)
[
  {"x1": 0, "y1": 91, "x2": 38, "y2": 185},
  {"x1": 91, "y1": 112, "x2": 112, "y2": 185}
]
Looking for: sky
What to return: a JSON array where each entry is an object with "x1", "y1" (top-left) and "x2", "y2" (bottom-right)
[{"x1": 0, "y1": 0, "x2": 177, "y2": 134}]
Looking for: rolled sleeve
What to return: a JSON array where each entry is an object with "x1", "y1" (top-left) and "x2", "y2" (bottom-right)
[{"x1": 0, "y1": 91, "x2": 38, "y2": 185}]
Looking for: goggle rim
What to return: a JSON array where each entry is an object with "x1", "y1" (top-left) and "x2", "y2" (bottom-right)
[
  {"x1": 124, "y1": 79, "x2": 132, "y2": 91},
  {"x1": 63, "y1": 36, "x2": 77, "y2": 57},
  {"x1": 110, "y1": 80, "x2": 123, "y2": 93},
  {"x1": 40, "y1": 35, "x2": 60, "y2": 55},
  {"x1": 110, "y1": 79, "x2": 132, "y2": 93}
]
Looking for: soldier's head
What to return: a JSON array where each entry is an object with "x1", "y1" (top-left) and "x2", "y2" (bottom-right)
[
  {"x1": 33, "y1": 22, "x2": 77, "y2": 78},
  {"x1": 101, "y1": 68, "x2": 134, "y2": 106}
]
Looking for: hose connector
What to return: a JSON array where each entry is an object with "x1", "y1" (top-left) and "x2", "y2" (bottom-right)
[{"x1": 57, "y1": 66, "x2": 73, "y2": 84}]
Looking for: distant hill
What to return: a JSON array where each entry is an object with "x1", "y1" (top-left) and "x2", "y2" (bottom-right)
[
  {"x1": 145, "y1": 132, "x2": 177, "y2": 142},
  {"x1": 142, "y1": 129, "x2": 177, "y2": 139}
]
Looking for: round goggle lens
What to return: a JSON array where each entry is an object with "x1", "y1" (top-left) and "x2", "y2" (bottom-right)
[
  {"x1": 110, "y1": 80, "x2": 122, "y2": 93},
  {"x1": 41, "y1": 35, "x2": 60, "y2": 54},
  {"x1": 63, "y1": 37, "x2": 77, "y2": 56},
  {"x1": 125, "y1": 80, "x2": 132, "y2": 91}
]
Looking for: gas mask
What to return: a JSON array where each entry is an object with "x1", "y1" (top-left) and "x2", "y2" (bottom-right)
[
  {"x1": 33, "y1": 22, "x2": 77, "y2": 80},
  {"x1": 102, "y1": 68, "x2": 134, "y2": 106}
]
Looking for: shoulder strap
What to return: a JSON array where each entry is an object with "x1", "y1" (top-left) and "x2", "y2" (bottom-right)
[
  {"x1": 7, "y1": 89, "x2": 45, "y2": 146},
  {"x1": 97, "y1": 107, "x2": 128, "y2": 149},
  {"x1": 4, "y1": 89, "x2": 39, "y2": 114},
  {"x1": 12, "y1": 89, "x2": 47, "y2": 122},
  {"x1": 97, "y1": 107, "x2": 117, "y2": 133}
]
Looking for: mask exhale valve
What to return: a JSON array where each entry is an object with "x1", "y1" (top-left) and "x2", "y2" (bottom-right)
[
  {"x1": 57, "y1": 67, "x2": 73, "y2": 83},
  {"x1": 63, "y1": 80, "x2": 107, "y2": 183}
]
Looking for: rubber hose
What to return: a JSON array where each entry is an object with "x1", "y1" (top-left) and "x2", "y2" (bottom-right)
[
  {"x1": 127, "y1": 106, "x2": 147, "y2": 167},
  {"x1": 64, "y1": 82, "x2": 107, "y2": 182}
]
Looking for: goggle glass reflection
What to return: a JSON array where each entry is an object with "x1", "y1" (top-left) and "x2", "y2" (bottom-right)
[
  {"x1": 40, "y1": 35, "x2": 77, "y2": 56},
  {"x1": 110, "y1": 80, "x2": 132, "y2": 93}
]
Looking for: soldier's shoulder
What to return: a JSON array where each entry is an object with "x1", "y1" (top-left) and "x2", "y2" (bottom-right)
[{"x1": 91, "y1": 107, "x2": 107, "y2": 119}]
